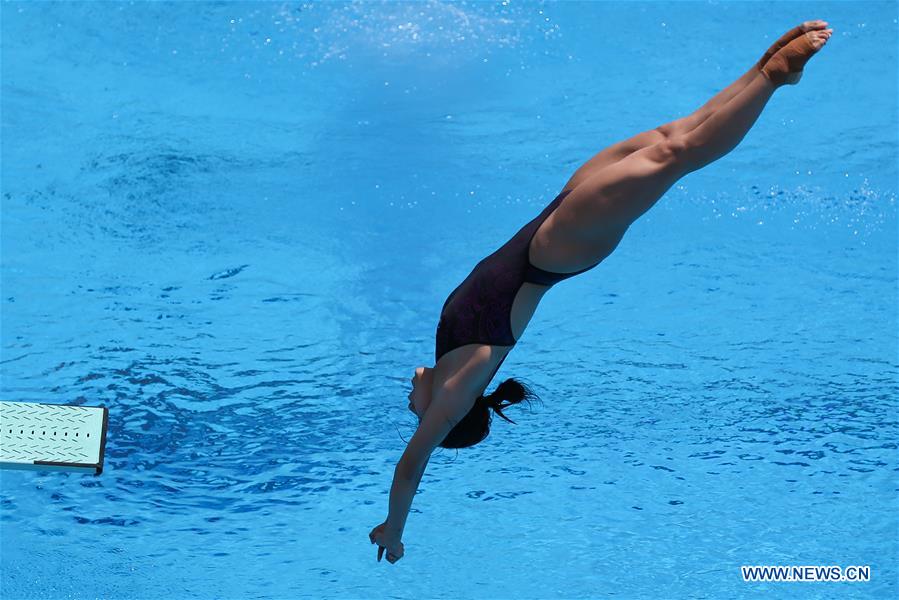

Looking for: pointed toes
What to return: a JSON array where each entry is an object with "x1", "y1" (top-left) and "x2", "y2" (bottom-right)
[{"x1": 801, "y1": 20, "x2": 829, "y2": 32}]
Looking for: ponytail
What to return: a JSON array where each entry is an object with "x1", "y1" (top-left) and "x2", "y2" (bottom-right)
[
  {"x1": 439, "y1": 377, "x2": 540, "y2": 449},
  {"x1": 482, "y1": 377, "x2": 539, "y2": 424}
]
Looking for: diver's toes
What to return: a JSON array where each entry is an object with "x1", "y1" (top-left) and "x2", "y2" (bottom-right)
[
  {"x1": 806, "y1": 30, "x2": 830, "y2": 50},
  {"x1": 801, "y1": 19, "x2": 829, "y2": 32}
]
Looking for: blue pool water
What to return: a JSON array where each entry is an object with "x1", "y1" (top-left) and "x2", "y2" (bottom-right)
[{"x1": 1, "y1": 1, "x2": 896, "y2": 598}]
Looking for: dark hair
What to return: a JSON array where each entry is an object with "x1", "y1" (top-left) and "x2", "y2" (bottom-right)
[{"x1": 438, "y1": 378, "x2": 539, "y2": 449}]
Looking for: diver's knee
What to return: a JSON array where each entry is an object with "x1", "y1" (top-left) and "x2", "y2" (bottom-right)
[
  {"x1": 649, "y1": 136, "x2": 690, "y2": 167},
  {"x1": 665, "y1": 135, "x2": 691, "y2": 159}
]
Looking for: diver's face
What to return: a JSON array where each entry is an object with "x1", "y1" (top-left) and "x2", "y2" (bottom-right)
[{"x1": 408, "y1": 366, "x2": 433, "y2": 420}]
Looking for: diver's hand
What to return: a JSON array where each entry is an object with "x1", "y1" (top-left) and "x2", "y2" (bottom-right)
[{"x1": 369, "y1": 520, "x2": 404, "y2": 564}]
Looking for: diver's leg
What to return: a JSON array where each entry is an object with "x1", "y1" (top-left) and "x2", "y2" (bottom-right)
[
  {"x1": 559, "y1": 69, "x2": 782, "y2": 233},
  {"x1": 563, "y1": 68, "x2": 757, "y2": 190},
  {"x1": 563, "y1": 20, "x2": 830, "y2": 190},
  {"x1": 562, "y1": 26, "x2": 832, "y2": 235},
  {"x1": 675, "y1": 73, "x2": 776, "y2": 175},
  {"x1": 680, "y1": 27, "x2": 832, "y2": 173},
  {"x1": 666, "y1": 19, "x2": 830, "y2": 137}
]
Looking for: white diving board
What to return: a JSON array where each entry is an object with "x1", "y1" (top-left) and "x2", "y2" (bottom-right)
[{"x1": 0, "y1": 401, "x2": 109, "y2": 475}]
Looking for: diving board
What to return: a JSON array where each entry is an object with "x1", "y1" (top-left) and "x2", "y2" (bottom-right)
[{"x1": 0, "y1": 401, "x2": 109, "y2": 475}]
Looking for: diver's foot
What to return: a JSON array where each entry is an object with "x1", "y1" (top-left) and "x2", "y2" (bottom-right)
[
  {"x1": 755, "y1": 20, "x2": 830, "y2": 72},
  {"x1": 761, "y1": 28, "x2": 833, "y2": 87}
]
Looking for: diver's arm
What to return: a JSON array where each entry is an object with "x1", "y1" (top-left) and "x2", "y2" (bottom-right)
[
  {"x1": 385, "y1": 455, "x2": 429, "y2": 538},
  {"x1": 386, "y1": 385, "x2": 473, "y2": 537}
]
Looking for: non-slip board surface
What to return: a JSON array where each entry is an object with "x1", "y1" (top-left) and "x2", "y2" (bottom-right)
[{"x1": 0, "y1": 402, "x2": 109, "y2": 474}]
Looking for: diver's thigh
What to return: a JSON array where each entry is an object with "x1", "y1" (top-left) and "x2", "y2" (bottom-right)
[
  {"x1": 563, "y1": 127, "x2": 667, "y2": 191},
  {"x1": 559, "y1": 141, "x2": 684, "y2": 233}
]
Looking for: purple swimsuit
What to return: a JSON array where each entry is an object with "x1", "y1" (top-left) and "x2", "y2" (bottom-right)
[{"x1": 435, "y1": 188, "x2": 601, "y2": 367}]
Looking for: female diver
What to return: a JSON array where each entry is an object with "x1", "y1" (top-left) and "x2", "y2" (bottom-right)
[{"x1": 370, "y1": 20, "x2": 833, "y2": 563}]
